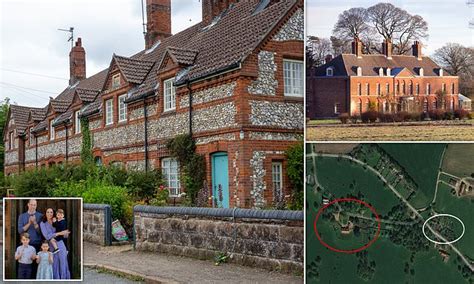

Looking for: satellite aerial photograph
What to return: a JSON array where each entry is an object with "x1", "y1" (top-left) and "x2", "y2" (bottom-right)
[{"x1": 306, "y1": 143, "x2": 473, "y2": 283}]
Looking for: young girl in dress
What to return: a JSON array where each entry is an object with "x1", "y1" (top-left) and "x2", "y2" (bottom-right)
[{"x1": 36, "y1": 241, "x2": 53, "y2": 279}]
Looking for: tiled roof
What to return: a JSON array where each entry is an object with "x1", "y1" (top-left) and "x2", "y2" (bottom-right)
[
  {"x1": 52, "y1": 110, "x2": 73, "y2": 127},
  {"x1": 31, "y1": 120, "x2": 48, "y2": 133},
  {"x1": 166, "y1": 47, "x2": 199, "y2": 66},
  {"x1": 50, "y1": 99, "x2": 71, "y2": 113},
  {"x1": 126, "y1": 0, "x2": 299, "y2": 101},
  {"x1": 76, "y1": 88, "x2": 100, "y2": 103},
  {"x1": 8, "y1": 105, "x2": 41, "y2": 135},
  {"x1": 314, "y1": 54, "x2": 449, "y2": 77},
  {"x1": 80, "y1": 96, "x2": 102, "y2": 117},
  {"x1": 30, "y1": 106, "x2": 48, "y2": 122},
  {"x1": 113, "y1": 55, "x2": 154, "y2": 84}
]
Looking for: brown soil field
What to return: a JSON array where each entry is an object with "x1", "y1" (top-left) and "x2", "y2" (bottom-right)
[
  {"x1": 442, "y1": 144, "x2": 474, "y2": 178},
  {"x1": 307, "y1": 125, "x2": 474, "y2": 141},
  {"x1": 309, "y1": 143, "x2": 359, "y2": 154}
]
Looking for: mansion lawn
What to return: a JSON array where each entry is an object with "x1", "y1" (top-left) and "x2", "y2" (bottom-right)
[{"x1": 306, "y1": 120, "x2": 474, "y2": 141}]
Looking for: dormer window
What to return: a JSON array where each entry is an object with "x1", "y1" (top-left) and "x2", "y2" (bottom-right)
[
  {"x1": 326, "y1": 67, "x2": 334, "y2": 77},
  {"x1": 163, "y1": 78, "x2": 176, "y2": 112},
  {"x1": 439, "y1": 69, "x2": 443, "y2": 77},
  {"x1": 386, "y1": 68, "x2": 391, "y2": 76},
  {"x1": 112, "y1": 74, "x2": 121, "y2": 89},
  {"x1": 379, "y1": 68, "x2": 384, "y2": 77},
  {"x1": 357, "y1": 67, "x2": 362, "y2": 76},
  {"x1": 419, "y1": 68, "x2": 424, "y2": 77}
]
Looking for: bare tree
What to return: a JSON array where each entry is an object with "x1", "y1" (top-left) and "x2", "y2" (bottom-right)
[
  {"x1": 331, "y1": 3, "x2": 429, "y2": 55},
  {"x1": 433, "y1": 43, "x2": 474, "y2": 76},
  {"x1": 307, "y1": 36, "x2": 332, "y2": 68},
  {"x1": 367, "y1": 3, "x2": 428, "y2": 55},
  {"x1": 434, "y1": 43, "x2": 474, "y2": 99},
  {"x1": 330, "y1": 36, "x2": 351, "y2": 57},
  {"x1": 333, "y1": 8, "x2": 371, "y2": 41}
]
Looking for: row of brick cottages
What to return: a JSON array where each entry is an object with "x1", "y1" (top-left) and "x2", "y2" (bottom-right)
[
  {"x1": 307, "y1": 39, "x2": 471, "y2": 118},
  {"x1": 3, "y1": 0, "x2": 304, "y2": 209}
]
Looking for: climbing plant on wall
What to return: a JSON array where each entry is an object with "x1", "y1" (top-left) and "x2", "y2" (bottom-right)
[
  {"x1": 166, "y1": 134, "x2": 206, "y2": 205},
  {"x1": 80, "y1": 117, "x2": 93, "y2": 165}
]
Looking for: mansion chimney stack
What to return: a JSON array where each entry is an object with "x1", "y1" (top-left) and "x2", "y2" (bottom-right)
[
  {"x1": 69, "y1": 38, "x2": 86, "y2": 86},
  {"x1": 325, "y1": 54, "x2": 333, "y2": 64},
  {"x1": 145, "y1": 0, "x2": 172, "y2": 49},
  {"x1": 382, "y1": 40, "x2": 393, "y2": 59},
  {"x1": 412, "y1": 41, "x2": 422, "y2": 60},
  {"x1": 351, "y1": 38, "x2": 363, "y2": 58},
  {"x1": 202, "y1": 0, "x2": 239, "y2": 26}
]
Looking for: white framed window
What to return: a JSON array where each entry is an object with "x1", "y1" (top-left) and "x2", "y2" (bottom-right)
[
  {"x1": 358, "y1": 83, "x2": 362, "y2": 96},
  {"x1": 118, "y1": 95, "x2": 127, "y2": 122},
  {"x1": 386, "y1": 68, "x2": 391, "y2": 76},
  {"x1": 416, "y1": 84, "x2": 420, "y2": 95},
  {"x1": 334, "y1": 103, "x2": 341, "y2": 114},
  {"x1": 75, "y1": 111, "x2": 81, "y2": 134},
  {"x1": 112, "y1": 74, "x2": 121, "y2": 89},
  {"x1": 442, "y1": 83, "x2": 446, "y2": 93},
  {"x1": 326, "y1": 67, "x2": 334, "y2": 77},
  {"x1": 376, "y1": 83, "x2": 381, "y2": 96},
  {"x1": 105, "y1": 99, "x2": 114, "y2": 125},
  {"x1": 50, "y1": 120, "x2": 55, "y2": 141},
  {"x1": 386, "y1": 83, "x2": 390, "y2": 95},
  {"x1": 426, "y1": 84, "x2": 431, "y2": 95},
  {"x1": 272, "y1": 162, "x2": 283, "y2": 198},
  {"x1": 379, "y1": 68, "x2": 384, "y2": 77},
  {"x1": 439, "y1": 69, "x2": 444, "y2": 77},
  {"x1": 357, "y1": 66, "x2": 362, "y2": 76},
  {"x1": 365, "y1": 83, "x2": 370, "y2": 96},
  {"x1": 451, "y1": 83, "x2": 455, "y2": 94},
  {"x1": 283, "y1": 59, "x2": 304, "y2": 97},
  {"x1": 419, "y1": 68, "x2": 424, "y2": 77},
  {"x1": 162, "y1": 157, "x2": 180, "y2": 197},
  {"x1": 163, "y1": 78, "x2": 176, "y2": 111}
]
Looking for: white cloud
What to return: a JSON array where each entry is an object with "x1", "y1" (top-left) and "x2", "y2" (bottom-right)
[{"x1": 0, "y1": 0, "x2": 202, "y2": 106}]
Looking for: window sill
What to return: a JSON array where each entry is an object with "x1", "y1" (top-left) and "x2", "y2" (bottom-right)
[{"x1": 161, "y1": 110, "x2": 177, "y2": 117}]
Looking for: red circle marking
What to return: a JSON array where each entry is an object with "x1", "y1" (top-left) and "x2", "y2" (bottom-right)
[{"x1": 313, "y1": 197, "x2": 381, "y2": 254}]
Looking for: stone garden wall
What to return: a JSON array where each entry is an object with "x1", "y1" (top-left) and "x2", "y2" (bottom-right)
[
  {"x1": 83, "y1": 204, "x2": 111, "y2": 246},
  {"x1": 133, "y1": 206, "x2": 304, "y2": 273}
]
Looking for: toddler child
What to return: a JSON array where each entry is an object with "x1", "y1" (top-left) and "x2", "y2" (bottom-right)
[
  {"x1": 36, "y1": 241, "x2": 53, "y2": 279},
  {"x1": 15, "y1": 233, "x2": 37, "y2": 279},
  {"x1": 50, "y1": 208, "x2": 68, "y2": 253}
]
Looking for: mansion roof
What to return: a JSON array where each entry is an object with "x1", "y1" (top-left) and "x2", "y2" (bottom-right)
[{"x1": 314, "y1": 54, "x2": 451, "y2": 77}]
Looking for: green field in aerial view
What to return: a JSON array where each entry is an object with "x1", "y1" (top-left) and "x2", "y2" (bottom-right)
[{"x1": 306, "y1": 144, "x2": 474, "y2": 283}]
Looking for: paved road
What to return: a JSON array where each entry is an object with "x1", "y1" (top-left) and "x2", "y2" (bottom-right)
[{"x1": 0, "y1": 245, "x2": 140, "y2": 283}]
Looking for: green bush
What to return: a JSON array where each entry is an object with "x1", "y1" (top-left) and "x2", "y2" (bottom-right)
[
  {"x1": 285, "y1": 142, "x2": 304, "y2": 210},
  {"x1": 125, "y1": 170, "x2": 164, "y2": 201},
  {"x1": 11, "y1": 167, "x2": 62, "y2": 197},
  {"x1": 338, "y1": 113, "x2": 349, "y2": 124},
  {"x1": 82, "y1": 184, "x2": 130, "y2": 221}
]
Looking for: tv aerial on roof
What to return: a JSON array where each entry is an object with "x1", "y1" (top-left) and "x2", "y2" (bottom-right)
[{"x1": 58, "y1": 27, "x2": 74, "y2": 48}]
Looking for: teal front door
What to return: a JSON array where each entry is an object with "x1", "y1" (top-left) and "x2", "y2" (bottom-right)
[{"x1": 212, "y1": 152, "x2": 229, "y2": 208}]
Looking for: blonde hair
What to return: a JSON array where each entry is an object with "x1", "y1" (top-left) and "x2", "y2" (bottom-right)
[{"x1": 21, "y1": 232, "x2": 30, "y2": 240}]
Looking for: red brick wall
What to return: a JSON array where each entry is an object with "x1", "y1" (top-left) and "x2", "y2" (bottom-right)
[{"x1": 307, "y1": 77, "x2": 349, "y2": 118}]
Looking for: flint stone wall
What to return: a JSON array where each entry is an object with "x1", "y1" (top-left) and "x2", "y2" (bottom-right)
[
  {"x1": 83, "y1": 204, "x2": 111, "y2": 246},
  {"x1": 272, "y1": 8, "x2": 304, "y2": 41},
  {"x1": 249, "y1": 101, "x2": 304, "y2": 129},
  {"x1": 134, "y1": 206, "x2": 303, "y2": 273}
]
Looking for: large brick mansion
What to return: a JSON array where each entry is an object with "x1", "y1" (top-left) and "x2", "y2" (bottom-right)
[
  {"x1": 307, "y1": 39, "x2": 463, "y2": 118},
  {"x1": 3, "y1": 0, "x2": 304, "y2": 209}
]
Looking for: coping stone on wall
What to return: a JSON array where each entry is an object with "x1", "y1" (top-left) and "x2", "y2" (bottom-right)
[{"x1": 84, "y1": 203, "x2": 112, "y2": 246}]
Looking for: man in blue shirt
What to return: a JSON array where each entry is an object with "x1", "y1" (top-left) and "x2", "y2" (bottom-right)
[{"x1": 17, "y1": 199, "x2": 43, "y2": 279}]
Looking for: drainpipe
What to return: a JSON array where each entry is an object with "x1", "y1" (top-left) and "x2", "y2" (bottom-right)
[
  {"x1": 187, "y1": 81, "x2": 193, "y2": 135},
  {"x1": 143, "y1": 98, "x2": 149, "y2": 172},
  {"x1": 35, "y1": 135, "x2": 38, "y2": 169},
  {"x1": 65, "y1": 124, "x2": 69, "y2": 163}
]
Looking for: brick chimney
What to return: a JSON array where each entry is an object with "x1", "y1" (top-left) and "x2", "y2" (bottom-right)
[
  {"x1": 382, "y1": 40, "x2": 392, "y2": 59},
  {"x1": 351, "y1": 38, "x2": 363, "y2": 58},
  {"x1": 145, "y1": 0, "x2": 172, "y2": 49},
  {"x1": 69, "y1": 38, "x2": 86, "y2": 86},
  {"x1": 202, "y1": 0, "x2": 238, "y2": 26},
  {"x1": 412, "y1": 41, "x2": 422, "y2": 60},
  {"x1": 325, "y1": 54, "x2": 333, "y2": 64}
]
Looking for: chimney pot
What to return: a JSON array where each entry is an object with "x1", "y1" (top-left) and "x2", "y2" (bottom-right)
[
  {"x1": 69, "y1": 38, "x2": 86, "y2": 86},
  {"x1": 351, "y1": 38, "x2": 363, "y2": 58},
  {"x1": 412, "y1": 41, "x2": 422, "y2": 60},
  {"x1": 145, "y1": 0, "x2": 172, "y2": 49},
  {"x1": 382, "y1": 40, "x2": 392, "y2": 59}
]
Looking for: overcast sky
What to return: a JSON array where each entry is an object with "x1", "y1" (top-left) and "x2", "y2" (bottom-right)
[
  {"x1": 0, "y1": 0, "x2": 202, "y2": 107},
  {"x1": 307, "y1": 0, "x2": 474, "y2": 55}
]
